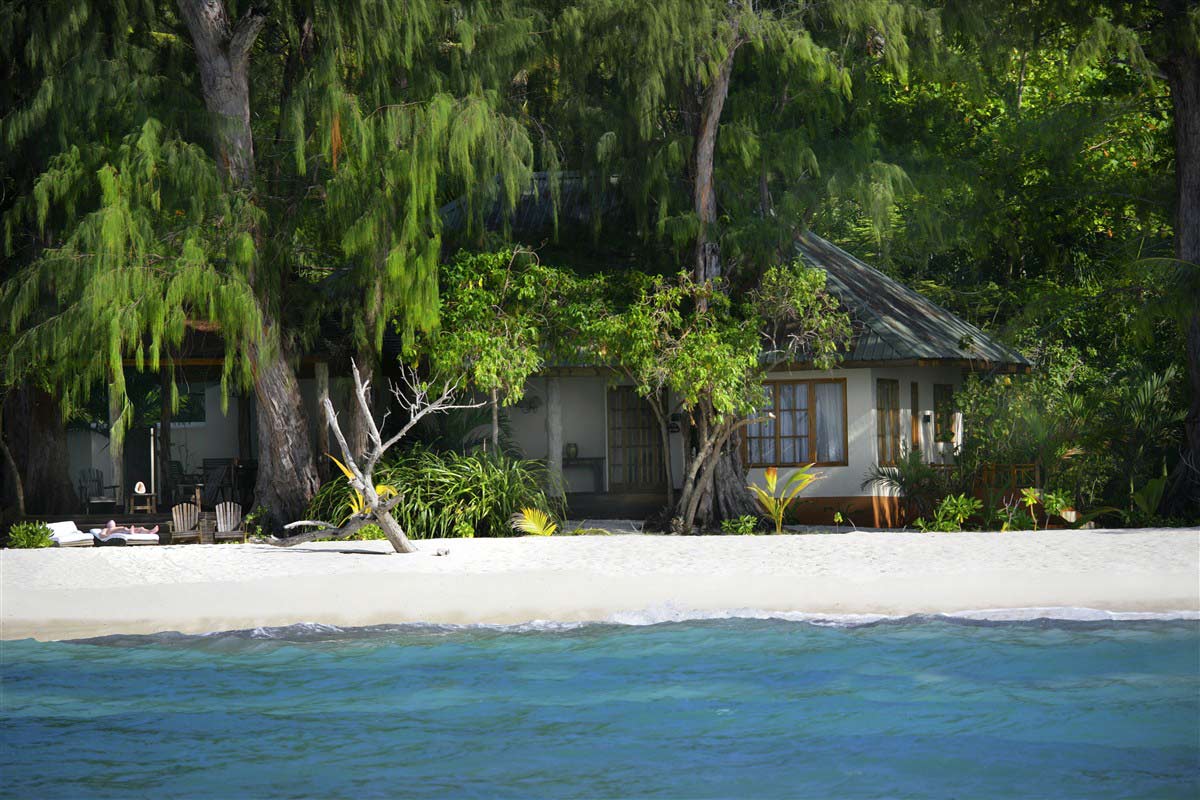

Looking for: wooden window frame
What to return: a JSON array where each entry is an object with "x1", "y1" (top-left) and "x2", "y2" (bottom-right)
[
  {"x1": 744, "y1": 379, "x2": 849, "y2": 468},
  {"x1": 876, "y1": 379, "x2": 901, "y2": 466}
]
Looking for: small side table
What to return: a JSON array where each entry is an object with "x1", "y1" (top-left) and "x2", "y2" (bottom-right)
[{"x1": 129, "y1": 493, "x2": 158, "y2": 514}]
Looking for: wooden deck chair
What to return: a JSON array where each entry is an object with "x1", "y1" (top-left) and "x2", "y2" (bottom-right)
[
  {"x1": 214, "y1": 501, "x2": 246, "y2": 543},
  {"x1": 170, "y1": 502, "x2": 201, "y2": 544}
]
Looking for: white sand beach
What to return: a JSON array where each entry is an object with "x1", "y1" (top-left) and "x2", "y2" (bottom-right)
[{"x1": 2, "y1": 528, "x2": 1198, "y2": 641}]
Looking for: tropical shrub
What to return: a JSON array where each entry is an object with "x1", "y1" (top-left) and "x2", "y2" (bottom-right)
[
  {"x1": 913, "y1": 494, "x2": 983, "y2": 533},
  {"x1": 720, "y1": 515, "x2": 759, "y2": 535},
  {"x1": 861, "y1": 449, "x2": 959, "y2": 521},
  {"x1": 749, "y1": 466, "x2": 817, "y2": 534},
  {"x1": 6, "y1": 521, "x2": 53, "y2": 548},
  {"x1": 306, "y1": 447, "x2": 561, "y2": 539}
]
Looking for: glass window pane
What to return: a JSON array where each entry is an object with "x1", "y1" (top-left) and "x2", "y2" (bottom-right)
[{"x1": 815, "y1": 383, "x2": 846, "y2": 463}]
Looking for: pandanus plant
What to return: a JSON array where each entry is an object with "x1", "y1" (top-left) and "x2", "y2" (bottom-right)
[
  {"x1": 748, "y1": 465, "x2": 818, "y2": 534},
  {"x1": 327, "y1": 454, "x2": 399, "y2": 515}
]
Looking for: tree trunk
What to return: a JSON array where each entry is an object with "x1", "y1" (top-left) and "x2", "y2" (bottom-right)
[
  {"x1": 314, "y1": 361, "x2": 331, "y2": 482},
  {"x1": 1164, "y1": 34, "x2": 1200, "y2": 507},
  {"x1": 375, "y1": 510, "x2": 418, "y2": 554},
  {"x1": 249, "y1": 332, "x2": 321, "y2": 527},
  {"x1": 545, "y1": 377, "x2": 564, "y2": 496},
  {"x1": 176, "y1": 0, "x2": 266, "y2": 188},
  {"x1": 0, "y1": 401, "x2": 26, "y2": 518},
  {"x1": 108, "y1": 380, "x2": 124, "y2": 506},
  {"x1": 2, "y1": 385, "x2": 78, "y2": 514},
  {"x1": 491, "y1": 388, "x2": 500, "y2": 451},
  {"x1": 713, "y1": 430, "x2": 760, "y2": 521},
  {"x1": 177, "y1": 1, "x2": 319, "y2": 526},
  {"x1": 691, "y1": 37, "x2": 739, "y2": 289}
]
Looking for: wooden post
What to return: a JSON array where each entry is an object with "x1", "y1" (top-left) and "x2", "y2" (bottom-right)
[
  {"x1": 546, "y1": 377, "x2": 563, "y2": 497},
  {"x1": 160, "y1": 367, "x2": 173, "y2": 507},
  {"x1": 314, "y1": 361, "x2": 330, "y2": 482},
  {"x1": 108, "y1": 379, "x2": 124, "y2": 508}
]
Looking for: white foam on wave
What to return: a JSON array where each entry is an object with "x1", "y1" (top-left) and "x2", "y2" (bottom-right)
[
  {"x1": 156, "y1": 607, "x2": 1199, "y2": 641},
  {"x1": 601, "y1": 604, "x2": 1199, "y2": 628},
  {"x1": 245, "y1": 622, "x2": 346, "y2": 639}
]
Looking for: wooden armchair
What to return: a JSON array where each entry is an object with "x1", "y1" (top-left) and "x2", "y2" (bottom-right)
[
  {"x1": 170, "y1": 502, "x2": 201, "y2": 544},
  {"x1": 214, "y1": 501, "x2": 246, "y2": 543}
]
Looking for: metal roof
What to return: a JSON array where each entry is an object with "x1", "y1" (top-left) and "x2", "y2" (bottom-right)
[{"x1": 794, "y1": 232, "x2": 1030, "y2": 369}]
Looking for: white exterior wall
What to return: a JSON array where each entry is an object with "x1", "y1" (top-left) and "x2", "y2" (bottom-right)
[
  {"x1": 507, "y1": 365, "x2": 966, "y2": 500},
  {"x1": 736, "y1": 364, "x2": 965, "y2": 500},
  {"x1": 66, "y1": 428, "x2": 114, "y2": 490},
  {"x1": 508, "y1": 375, "x2": 609, "y2": 492},
  {"x1": 167, "y1": 383, "x2": 241, "y2": 473}
]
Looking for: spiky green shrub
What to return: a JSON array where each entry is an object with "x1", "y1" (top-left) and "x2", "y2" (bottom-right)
[
  {"x1": 6, "y1": 521, "x2": 53, "y2": 549},
  {"x1": 305, "y1": 447, "x2": 562, "y2": 539}
]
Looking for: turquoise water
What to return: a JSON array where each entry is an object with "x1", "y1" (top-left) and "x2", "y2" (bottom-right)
[{"x1": 2, "y1": 617, "x2": 1198, "y2": 799}]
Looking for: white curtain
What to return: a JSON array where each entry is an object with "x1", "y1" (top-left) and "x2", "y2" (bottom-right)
[{"x1": 815, "y1": 383, "x2": 845, "y2": 462}]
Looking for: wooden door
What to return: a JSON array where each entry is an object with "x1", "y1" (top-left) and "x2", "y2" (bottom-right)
[{"x1": 607, "y1": 387, "x2": 666, "y2": 491}]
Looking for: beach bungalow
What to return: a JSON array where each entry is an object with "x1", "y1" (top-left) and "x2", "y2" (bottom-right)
[
  {"x1": 497, "y1": 231, "x2": 1031, "y2": 526},
  {"x1": 62, "y1": 174, "x2": 1028, "y2": 528}
]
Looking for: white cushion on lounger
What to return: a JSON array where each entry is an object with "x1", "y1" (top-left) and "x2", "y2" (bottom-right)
[
  {"x1": 46, "y1": 521, "x2": 94, "y2": 547},
  {"x1": 89, "y1": 528, "x2": 159, "y2": 545}
]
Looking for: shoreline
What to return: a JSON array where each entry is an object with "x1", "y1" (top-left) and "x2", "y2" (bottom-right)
[{"x1": 2, "y1": 529, "x2": 1197, "y2": 641}]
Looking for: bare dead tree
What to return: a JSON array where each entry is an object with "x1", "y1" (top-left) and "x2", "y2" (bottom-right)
[{"x1": 270, "y1": 361, "x2": 482, "y2": 553}]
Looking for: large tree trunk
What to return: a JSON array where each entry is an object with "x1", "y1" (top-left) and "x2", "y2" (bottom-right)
[
  {"x1": 0, "y1": 400, "x2": 26, "y2": 519},
  {"x1": 176, "y1": 0, "x2": 265, "y2": 188},
  {"x1": 249, "y1": 332, "x2": 321, "y2": 527},
  {"x1": 691, "y1": 36, "x2": 740, "y2": 289},
  {"x1": 2, "y1": 385, "x2": 78, "y2": 514},
  {"x1": 682, "y1": 33, "x2": 744, "y2": 522},
  {"x1": 178, "y1": 0, "x2": 319, "y2": 525},
  {"x1": 713, "y1": 430, "x2": 760, "y2": 521},
  {"x1": 1163, "y1": 28, "x2": 1200, "y2": 509}
]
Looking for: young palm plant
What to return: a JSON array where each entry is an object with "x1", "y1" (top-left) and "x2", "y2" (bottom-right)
[
  {"x1": 510, "y1": 507, "x2": 558, "y2": 536},
  {"x1": 748, "y1": 466, "x2": 818, "y2": 534}
]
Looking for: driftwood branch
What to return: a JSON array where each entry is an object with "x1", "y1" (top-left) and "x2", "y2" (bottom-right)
[
  {"x1": 287, "y1": 360, "x2": 479, "y2": 554},
  {"x1": 269, "y1": 495, "x2": 404, "y2": 547}
]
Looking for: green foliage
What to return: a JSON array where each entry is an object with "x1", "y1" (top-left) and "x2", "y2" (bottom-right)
[
  {"x1": 353, "y1": 524, "x2": 387, "y2": 541},
  {"x1": 6, "y1": 521, "x2": 52, "y2": 549},
  {"x1": 510, "y1": 507, "x2": 558, "y2": 537},
  {"x1": 564, "y1": 527, "x2": 612, "y2": 536},
  {"x1": 243, "y1": 506, "x2": 271, "y2": 539},
  {"x1": 720, "y1": 515, "x2": 759, "y2": 535},
  {"x1": 861, "y1": 448, "x2": 961, "y2": 520},
  {"x1": 748, "y1": 465, "x2": 817, "y2": 534},
  {"x1": 1127, "y1": 465, "x2": 1170, "y2": 526},
  {"x1": 1020, "y1": 487, "x2": 1042, "y2": 530},
  {"x1": 1, "y1": 0, "x2": 541, "y2": 437},
  {"x1": 956, "y1": 358, "x2": 1187, "y2": 521},
  {"x1": 913, "y1": 494, "x2": 983, "y2": 533},
  {"x1": 306, "y1": 447, "x2": 560, "y2": 539},
  {"x1": 426, "y1": 249, "x2": 584, "y2": 405}
]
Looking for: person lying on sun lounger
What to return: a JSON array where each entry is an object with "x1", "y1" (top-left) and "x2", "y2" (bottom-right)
[{"x1": 101, "y1": 520, "x2": 160, "y2": 538}]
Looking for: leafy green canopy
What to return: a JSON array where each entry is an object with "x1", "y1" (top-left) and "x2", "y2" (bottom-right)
[
  {"x1": 432, "y1": 247, "x2": 851, "y2": 427},
  {"x1": 541, "y1": 0, "x2": 937, "y2": 272},
  {"x1": 1, "y1": 0, "x2": 542, "y2": 433}
]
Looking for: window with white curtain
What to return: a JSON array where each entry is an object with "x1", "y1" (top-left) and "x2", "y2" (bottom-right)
[{"x1": 745, "y1": 380, "x2": 848, "y2": 467}]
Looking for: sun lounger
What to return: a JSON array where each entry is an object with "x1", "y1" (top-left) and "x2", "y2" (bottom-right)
[
  {"x1": 45, "y1": 521, "x2": 95, "y2": 547},
  {"x1": 89, "y1": 527, "x2": 159, "y2": 546}
]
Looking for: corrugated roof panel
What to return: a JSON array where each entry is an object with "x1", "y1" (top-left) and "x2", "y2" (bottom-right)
[{"x1": 795, "y1": 233, "x2": 1029, "y2": 368}]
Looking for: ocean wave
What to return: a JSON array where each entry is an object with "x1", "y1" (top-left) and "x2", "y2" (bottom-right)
[{"x1": 71, "y1": 606, "x2": 1199, "y2": 645}]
